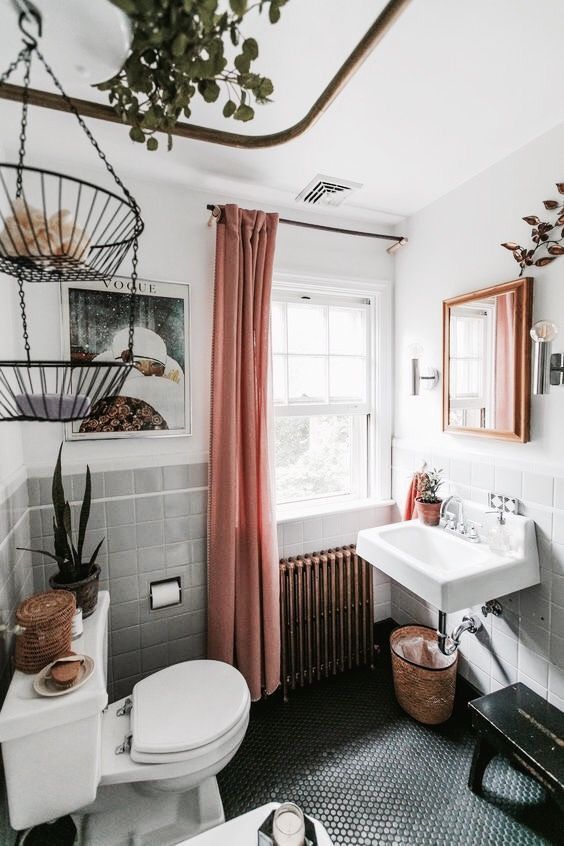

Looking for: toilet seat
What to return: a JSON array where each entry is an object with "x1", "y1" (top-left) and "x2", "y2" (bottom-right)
[
  {"x1": 99, "y1": 660, "x2": 251, "y2": 786},
  {"x1": 130, "y1": 660, "x2": 250, "y2": 763}
]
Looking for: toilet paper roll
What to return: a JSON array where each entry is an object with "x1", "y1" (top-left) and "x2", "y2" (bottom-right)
[{"x1": 150, "y1": 578, "x2": 181, "y2": 610}]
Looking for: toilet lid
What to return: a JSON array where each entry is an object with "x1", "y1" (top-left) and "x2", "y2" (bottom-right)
[{"x1": 131, "y1": 660, "x2": 250, "y2": 755}]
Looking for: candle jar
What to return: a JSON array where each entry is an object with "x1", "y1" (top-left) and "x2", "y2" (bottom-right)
[{"x1": 272, "y1": 803, "x2": 306, "y2": 846}]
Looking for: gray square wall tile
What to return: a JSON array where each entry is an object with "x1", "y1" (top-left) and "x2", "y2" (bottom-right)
[
  {"x1": 135, "y1": 495, "x2": 164, "y2": 523},
  {"x1": 71, "y1": 472, "x2": 104, "y2": 502},
  {"x1": 164, "y1": 492, "x2": 191, "y2": 519},
  {"x1": 109, "y1": 549, "x2": 138, "y2": 579},
  {"x1": 138, "y1": 546, "x2": 166, "y2": 572},
  {"x1": 134, "y1": 467, "x2": 163, "y2": 494},
  {"x1": 136, "y1": 520, "x2": 164, "y2": 550},
  {"x1": 106, "y1": 499, "x2": 135, "y2": 527},
  {"x1": 189, "y1": 463, "x2": 208, "y2": 487},
  {"x1": 189, "y1": 514, "x2": 207, "y2": 540},
  {"x1": 111, "y1": 601, "x2": 139, "y2": 631},
  {"x1": 38, "y1": 476, "x2": 52, "y2": 505},
  {"x1": 165, "y1": 541, "x2": 192, "y2": 568},
  {"x1": 108, "y1": 525, "x2": 136, "y2": 554},
  {"x1": 142, "y1": 643, "x2": 168, "y2": 673},
  {"x1": 165, "y1": 516, "x2": 190, "y2": 544},
  {"x1": 27, "y1": 478, "x2": 40, "y2": 507},
  {"x1": 105, "y1": 470, "x2": 134, "y2": 498},
  {"x1": 190, "y1": 491, "x2": 208, "y2": 515},
  {"x1": 112, "y1": 626, "x2": 140, "y2": 656},
  {"x1": 110, "y1": 575, "x2": 139, "y2": 604},
  {"x1": 163, "y1": 465, "x2": 190, "y2": 491}
]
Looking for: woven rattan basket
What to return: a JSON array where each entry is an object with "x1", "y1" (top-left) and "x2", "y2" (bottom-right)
[
  {"x1": 14, "y1": 590, "x2": 76, "y2": 674},
  {"x1": 390, "y1": 624, "x2": 458, "y2": 725}
]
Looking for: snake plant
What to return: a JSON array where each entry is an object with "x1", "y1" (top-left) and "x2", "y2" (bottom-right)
[{"x1": 19, "y1": 444, "x2": 104, "y2": 583}]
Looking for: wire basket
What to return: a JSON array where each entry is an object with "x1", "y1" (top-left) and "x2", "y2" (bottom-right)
[
  {"x1": 0, "y1": 360, "x2": 133, "y2": 421},
  {"x1": 0, "y1": 164, "x2": 142, "y2": 284}
]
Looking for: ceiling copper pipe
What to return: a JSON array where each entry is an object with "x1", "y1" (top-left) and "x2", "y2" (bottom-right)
[{"x1": 0, "y1": 0, "x2": 412, "y2": 149}]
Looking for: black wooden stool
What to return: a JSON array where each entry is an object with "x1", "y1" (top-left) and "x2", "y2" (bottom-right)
[{"x1": 468, "y1": 682, "x2": 564, "y2": 813}]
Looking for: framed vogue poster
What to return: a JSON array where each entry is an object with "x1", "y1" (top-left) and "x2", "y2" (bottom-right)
[{"x1": 61, "y1": 276, "x2": 191, "y2": 440}]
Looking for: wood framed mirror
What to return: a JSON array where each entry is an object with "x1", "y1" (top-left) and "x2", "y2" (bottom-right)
[{"x1": 443, "y1": 277, "x2": 533, "y2": 442}]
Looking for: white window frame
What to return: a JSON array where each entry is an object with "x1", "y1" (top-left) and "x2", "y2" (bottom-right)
[{"x1": 272, "y1": 271, "x2": 392, "y2": 517}]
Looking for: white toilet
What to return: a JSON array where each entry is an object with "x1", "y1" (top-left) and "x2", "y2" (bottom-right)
[{"x1": 0, "y1": 592, "x2": 251, "y2": 845}]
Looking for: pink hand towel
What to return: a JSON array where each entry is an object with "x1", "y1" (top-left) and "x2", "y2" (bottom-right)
[{"x1": 403, "y1": 474, "x2": 419, "y2": 521}]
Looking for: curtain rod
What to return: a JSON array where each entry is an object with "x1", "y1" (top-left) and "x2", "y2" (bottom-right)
[{"x1": 206, "y1": 204, "x2": 407, "y2": 253}]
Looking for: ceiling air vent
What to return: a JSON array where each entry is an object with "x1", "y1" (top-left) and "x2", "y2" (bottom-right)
[{"x1": 295, "y1": 174, "x2": 362, "y2": 208}]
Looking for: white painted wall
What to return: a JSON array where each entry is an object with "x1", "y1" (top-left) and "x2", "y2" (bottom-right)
[
  {"x1": 393, "y1": 121, "x2": 564, "y2": 705},
  {"x1": 12, "y1": 164, "x2": 393, "y2": 474},
  {"x1": 0, "y1": 278, "x2": 25, "y2": 489},
  {"x1": 394, "y1": 121, "x2": 564, "y2": 470}
]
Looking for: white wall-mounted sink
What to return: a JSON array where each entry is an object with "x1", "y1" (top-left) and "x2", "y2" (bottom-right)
[{"x1": 357, "y1": 501, "x2": 540, "y2": 612}]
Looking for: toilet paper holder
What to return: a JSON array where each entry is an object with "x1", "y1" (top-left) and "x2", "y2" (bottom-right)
[{"x1": 149, "y1": 576, "x2": 182, "y2": 611}]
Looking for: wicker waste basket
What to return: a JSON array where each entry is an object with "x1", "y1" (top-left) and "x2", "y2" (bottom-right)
[
  {"x1": 390, "y1": 624, "x2": 458, "y2": 725},
  {"x1": 14, "y1": 590, "x2": 76, "y2": 674}
]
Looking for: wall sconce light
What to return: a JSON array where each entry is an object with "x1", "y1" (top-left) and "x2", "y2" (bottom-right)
[
  {"x1": 530, "y1": 320, "x2": 562, "y2": 395},
  {"x1": 409, "y1": 345, "x2": 439, "y2": 395}
]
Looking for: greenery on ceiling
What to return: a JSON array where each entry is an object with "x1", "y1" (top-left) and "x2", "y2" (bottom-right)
[{"x1": 98, "y1": 0, "x2": 288, "y2": 151}]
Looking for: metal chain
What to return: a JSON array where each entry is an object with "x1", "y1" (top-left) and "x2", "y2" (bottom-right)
[
  {"x1": 127, "y1": 236, "x2": 139, "y2": 356},
  {"x1": 34, "y1": 46, "x2": 142, "y2": 358},
  {"x1": 16, "y1": 50, "x2": 32, "y2": 363},
  {"x1": 34, "y1": 47, "x2": 143, "y2": 227},
  {"x1": 17, "y1": 276, "x2": 31, "y2": 363},
  {"x1": 16, "y1": 50, "x2": 31, "y2": 197},
  {"x1": 0, "y1": 45, "x2": 31, "y2": 87}
]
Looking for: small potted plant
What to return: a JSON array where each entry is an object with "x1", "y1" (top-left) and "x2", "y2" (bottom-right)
[
  {"x1": 20, "y1": 444, "x2": 104, "y2": 617},
  {"x1": 415, "y1": 468, "x2": 444, "y2": 526}
]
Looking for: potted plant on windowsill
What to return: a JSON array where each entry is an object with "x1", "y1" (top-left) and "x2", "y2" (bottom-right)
[
  {"x1": 415, "y1": 467, "x2": 444, "y2": 527},
  {"x1": 20, "y1": 445, "x2": 104, "y2": 618}
]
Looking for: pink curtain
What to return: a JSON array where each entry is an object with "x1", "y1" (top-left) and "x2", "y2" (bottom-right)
[
  {"x1": 495, "y1": 292, "x2": 515, "y2": 431},
  {"x1": 207, "y1": 204, "x2": 280, "y2": 701}
]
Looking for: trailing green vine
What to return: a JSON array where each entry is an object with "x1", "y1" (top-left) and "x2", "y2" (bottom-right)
[
  {"x1": 502, "y1": 182, "x2": 564, "y2": 272},
  {"x1": 98, "y1": 0, "x2": 288, "y2": 151}
]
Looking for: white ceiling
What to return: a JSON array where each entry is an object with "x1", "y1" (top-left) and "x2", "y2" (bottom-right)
[{"x1": 1, "y1": 0, "x2": 563, "y2": 225}]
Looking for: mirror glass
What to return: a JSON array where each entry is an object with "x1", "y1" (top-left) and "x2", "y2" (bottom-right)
[{"x1": 443, "y1": 278, "x2": 533, "y2": 442}]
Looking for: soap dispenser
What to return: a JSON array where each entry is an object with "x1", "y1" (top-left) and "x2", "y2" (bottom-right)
[{"x1": 487, "y1": 505, "x2": 511, "y2": 553}]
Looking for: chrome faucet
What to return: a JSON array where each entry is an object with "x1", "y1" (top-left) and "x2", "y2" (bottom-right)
[
  {"x1": 441, "y1": 495, "x2": 464, "y2": 531},
  {"x1": 440, "y1": 495, "x2": 481, "y2": 542}
]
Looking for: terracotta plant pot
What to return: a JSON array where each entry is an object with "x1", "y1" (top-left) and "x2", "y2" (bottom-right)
[
  {"x1": 49, "y1": 564, "x2": 101, "y2": 619},
  {"x1": 416, "y1": 499, "x2": 442, "y2": 527}
]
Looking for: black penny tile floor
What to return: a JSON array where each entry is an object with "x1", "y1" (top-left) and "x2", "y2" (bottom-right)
[{"x1": 218, "y1": 656, "x2": 562, "y2": 845}]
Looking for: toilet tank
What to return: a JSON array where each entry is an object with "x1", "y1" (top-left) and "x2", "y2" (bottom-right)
[{"x1": 0, "y1": 591, "x2": 110, "y2": 830}]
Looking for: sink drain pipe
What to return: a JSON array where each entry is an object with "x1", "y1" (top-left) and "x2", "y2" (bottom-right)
[{"x1": 437, "y1": 611, "x2": 482, "y2": 656}]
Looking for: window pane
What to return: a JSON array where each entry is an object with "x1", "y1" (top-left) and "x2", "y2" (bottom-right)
[
  {"x1": 452, "y1": 315, "x2": 484, "y2": 357},
  {"x1": 329, "y1": 356, "x2": 366, "y2": 402},
  {"x1": 329, "y1": 307, "x2": 366, "y2": 355},
  {"x1": 287, "y1": 303, "x2": 326, "y2": 354},
  {"x1": 288, "y1": 355, "x2": 327, "y2": 403},
  {"x1": 451, "y1": 359, "x2": 482, "y2": 397},
  {"x1": 275, "y1": 415, "x2": 353, "y2": 504},
  {"x1": 271, "y1": 302, "x2": 286, "y2": 354},
  {"x1": 272, "y1": 354, "x2": 286, "y2": 404}
]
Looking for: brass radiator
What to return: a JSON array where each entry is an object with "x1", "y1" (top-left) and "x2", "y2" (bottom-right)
[{"x1": 279, "y1": 544, "x2": 375, "y2": 701}]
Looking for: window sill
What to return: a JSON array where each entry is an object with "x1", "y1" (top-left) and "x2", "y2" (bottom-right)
[{"x1": 276, "y1": 497, "x2": 395, "y2": 525}]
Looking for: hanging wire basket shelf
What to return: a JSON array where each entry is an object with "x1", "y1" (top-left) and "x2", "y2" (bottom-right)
[
  {"x1": 0, "y1": 164, "x2": 143, "y2": 284},
  {"x1": 0, "y1": 360, "x2": 134, "y2": 421}
]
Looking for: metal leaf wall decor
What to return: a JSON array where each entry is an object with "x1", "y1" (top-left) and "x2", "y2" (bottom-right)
[{"x1": 501, "y1": 182, "x2": 564, "y2": 272}]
